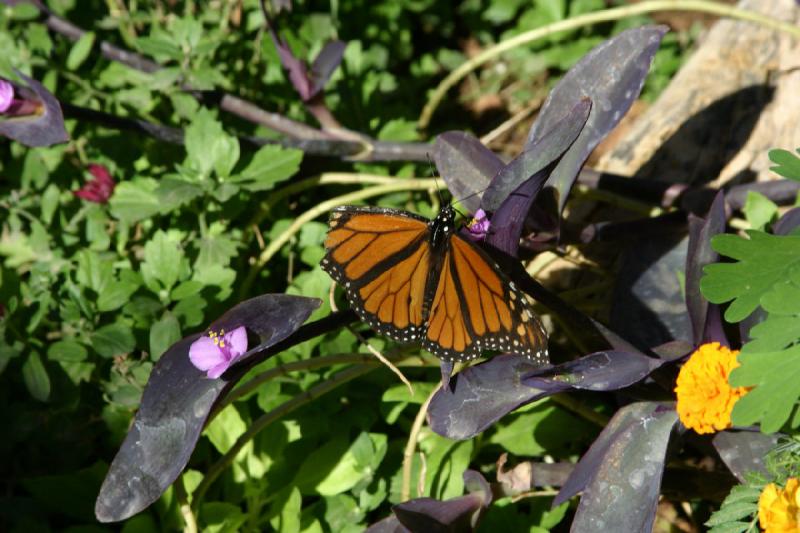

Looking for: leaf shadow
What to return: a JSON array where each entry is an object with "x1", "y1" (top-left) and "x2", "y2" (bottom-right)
[{"x1": 627, "y1": 85, "x2": 775, "y2": 186}]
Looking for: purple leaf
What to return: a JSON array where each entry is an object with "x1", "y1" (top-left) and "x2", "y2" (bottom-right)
[
  {"x1": 427, "y1": 355, "x2": 547, "y2": 440},
  {"x1": 528, "y1": 26, "x2": 667, "y2": 213},
  {"x1": 265, "y1": 19, "x2": 314, "y2": 102},
  {"x1": 485, "y1": 167, "x2": 551, "y2": 257},
  {"x1": 434, "y1": 132, "x2": 503, "y2": 212},
  {"x1": 712, "y1": 430, "x2": 780, "y2": 483},
  {"x1": 393, "y1": 495, "x2": 481, "y2": 532},
  {"x1": 481, "y1": 98, "x2": 591, "y2": 212},
  {"x1": 364, "y1": 516, "x2": 408, "y2": 533},
  {"x1": 309, "y1": 40, "x2": 345, "y2": 98},
  {"x1": 568, "y1": 404, "x2": 677, "y2": 531},
  {"x1": 774, "y1": 206, "x2": 800, "y2": 236},
  {"x1": 95, "y1": 294, "x2": 320, "y2": 523},
  {"x1": 686, "y1": 191, "x2": 727, "y2": 346},
  {"x1": 0, "y1": 71, "x2": 69, "y2": 147},
  {"x1": 482, "y1": 99, "x2": 592, "y2": 255},
  {"x1": 367, "y1": 471, "x2": 492, "y2": 533},
  {"x1": 611, "y1": 231, "x2": 691, "y2": 349},
  {"x1": 523, "y1": 350, "x2": 665, "y2": 392}
]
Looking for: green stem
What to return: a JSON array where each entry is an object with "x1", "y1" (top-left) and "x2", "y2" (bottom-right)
[
  {"x1": 174, "y1": 475, "x2": 198, "y2": 533},
  {"x1": 401, "y1": 385, "x2": 439, "y2": 502},
  {"x1": 216, "y1": 351, "x2": 428, "y2": 411},
  {"x1": 191, "y1": 364, "x2": 375, "y2": 508},
  {"x1": 418, "y1": 0, "x2": 800, "y2": 129}
]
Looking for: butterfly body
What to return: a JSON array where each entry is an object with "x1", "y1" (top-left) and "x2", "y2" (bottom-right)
[{"x1": 321, "y1": 204, "x2": 548, "y2": 363}]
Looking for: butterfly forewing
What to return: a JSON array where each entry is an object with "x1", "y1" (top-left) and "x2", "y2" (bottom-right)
[{"x1": 321, "y1": 206, "x2": 432, "y2": 343}]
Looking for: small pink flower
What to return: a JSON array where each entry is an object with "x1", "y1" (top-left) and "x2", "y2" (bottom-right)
[
  {"x1": 189, "y1": 326, "x2": 248, "y2": 379},
  {"x1": 0, "y1": 80, "x2": 13, "y2": 113},
  {"x1": 73, "y1": 164, "x2": 116, "y2": 203},
  {"x1": 466, "y1": 208, "x2": 491, "y2": 241}
]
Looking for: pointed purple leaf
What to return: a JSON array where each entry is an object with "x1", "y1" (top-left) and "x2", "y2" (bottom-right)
[
  {"x1": 393, "y1": 495, "x2": 482, "y2": 532},
  {"x1": 712, "y1": 430, "x2": 780, "y2": 483},
  {"x1": 481, "y1": 98, "x2": 591, "y2": 212},
  {"x1": 95, "y1": 294, "x2": 320, "y2": 523},
  {"x1": 523, "y1": 350, "x2": 665, "y2": 392},
  {"x1": 309, "y1": 40, "x2": 345, "y2": 98},
  {"x1": 0, "y1": 71, "x2": 69, "y2": 147},
  {"x1": 774, "y1": 206, "x2": 800, "y2": 236},
  {"x1": 650, "y1": 340, "x2": 694, "y2": 360},
  {"x1": 611, "y1": 231, "x2": 691, "y2": 349},
  {"x1": 569, "y1": 404, "x2": 677, "y2": 532},
  {"x1": 528, "y1": 26, "x2": 667, "y2": 213},
  {"x1": 427, "y1": 355, "x2": 547, "y2": 440},
  {"x1": 485, "y1": 167, "x2": 551, "y2": 256},
  {"x1": 554, "y1": 403, "x2": 656, "y2": 506},
  {"x1": 434, "y1": 132, "x2": 503, "y2": 212},
  {"x1": 269, "y1": 30, "x2": 313, "y2": 101},
  {"x1": 364, "y1": 516, "x2": 409, "y2": 533},
  {"x1": 686, "y1": 191, "x2": 727, "y2": 346}
]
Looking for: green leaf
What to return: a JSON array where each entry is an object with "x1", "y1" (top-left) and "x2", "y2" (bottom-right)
[
  {"x1": 743, "y1": 191, "x2": 777, "y2": 231},
  {"x1": 40, "y1": 184, "x2": 60, "y2": 225},
  {"x1": 76, "y1": 250, "x2": 113, "y2": 294},
  {"x1": 47, "y1": 340, "x2": 88, "y2": 362},
  {"x1": 141, "y1": 230, "x2": 184, "y2": 293},
  {"x1": 171, "y1": 280, "x2": 204, "y2": 300},
  {"x1": 700, "y1": 232, "x2": 800, "y2": 322},
  {"x1": 199, "y1": 502, "x2": 247, "y2": 533},
  {"x1": 22, "y1": 352, "x2": 50, "y2": 402},
  {"x1": 234, "y1": 145, "x2": 303, "y2": 191},
  {"x1": 294, "y1": 434, "x2": 381, "y2": 496},
  {"x1": 204, "y1": 405, "x2": 246, "y2": 454},
  {"x1": 705, "y1": 484, "x2": 761, "y2": 533},
  {"x1": 149, "y1": 312, "x2": 181, "y2": 360},
  {"x1": 730, "y1": 343, "x2": 800, "y2": 432},
  {"x1": 91, "y1": 322, "x2": 136, "y2": 358},
  {"x1": 109, "y1": 178, "x2": 161, "y2": 224},
  {"x1": 173, "y1": 294, "x2": 207, "y2": 327},
  {"x1": 269, "y1": 487, "x2": 302, "y2": 533},
  {"x1": 135, "y1": 35, "x2": 182, "y2": 61},
  {"x1": 184, "y1": 108, "x2": 239, "y2": 179},
  {"x1": 769, "y1": 148, "x2": 800, "y2": 181},
  {"x1": 97, "y1": 279, "x2": 140, "y2": 312},
  {"x1": 67, "y1": 32, "x2": 95, "y2": 70},
  {"x1": 155, "y1": 177, "x2": 204, "y2": 212},
  {"x1": 195, "y1": 233, "x2": 238, "y2": 273}
]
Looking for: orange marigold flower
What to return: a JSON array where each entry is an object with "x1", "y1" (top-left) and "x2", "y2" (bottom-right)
[
  {"x1": 759, "y1": 478, "x2": 800, "y2": 532},
  {"x1": 674, "y1": 342, "x2": 748, "y2": 434}
]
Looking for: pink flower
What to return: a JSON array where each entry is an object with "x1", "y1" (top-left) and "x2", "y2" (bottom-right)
[
  {"x1": 73, "y1": 164, "x2": 116, "y2": 203},
  {"x1": 0, "y1": 80, "x2": 13, "y2": 113},
  {"x1": 189, "y1": 326, "x2": 248, "y2": 379},
  {"x1": 466, "y1": 208, "x2": 491, "y2": 241}
]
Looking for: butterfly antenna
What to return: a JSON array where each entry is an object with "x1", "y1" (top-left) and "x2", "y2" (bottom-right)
[{"x1": 426, "y1": 153, "x2": 447, "y2": 207}]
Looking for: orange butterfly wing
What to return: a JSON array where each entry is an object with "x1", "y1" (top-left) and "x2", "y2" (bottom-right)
[
  {"x1": 322, "y1": 205, "x2": 548, "y2": 363},
  {"x1": 321, "y1": 206, "x2": 432, "y2": 343},
  {"x1": 422, "y1": 233, "x2": 548, "y2": 363}
]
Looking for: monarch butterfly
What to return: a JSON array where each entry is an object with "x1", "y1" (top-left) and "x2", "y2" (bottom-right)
[{"x1": 321, "y1": 204, "x2": 549, "y2": 363}]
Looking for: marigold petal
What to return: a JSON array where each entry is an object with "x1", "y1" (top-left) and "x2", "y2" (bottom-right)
[{"x1": 674, "y1": 342, "x2": 750, "y2": 434}]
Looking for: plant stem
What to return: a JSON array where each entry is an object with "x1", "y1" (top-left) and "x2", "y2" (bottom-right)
[
  {"x1": 219, "y1": 351, "x2": 427, "y2": 410},
  {"x1": 401, "y1": 385, "x2": 438, "y2": 502},
  {"x1": 174, "y1": 475, "x2": 198, "y2": 533},
  {"x1": 192, "y1": 364, "x2": 375, "y2": 508},
  {"x1": 419, "y1": 0, "x2": 800, "y2": 129}
]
